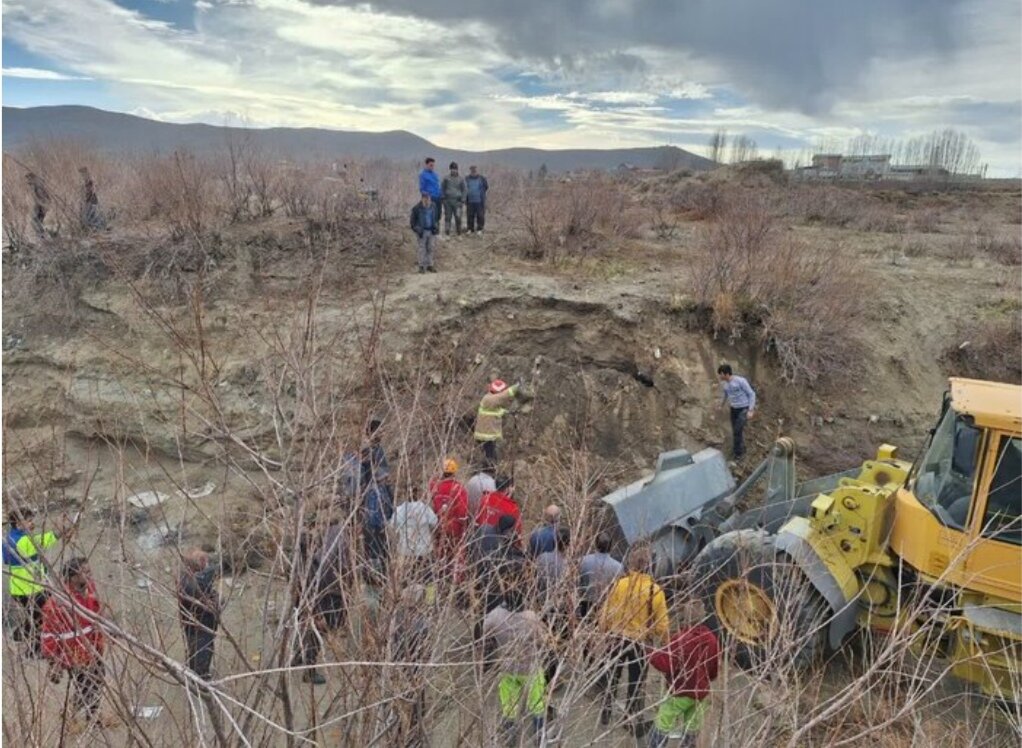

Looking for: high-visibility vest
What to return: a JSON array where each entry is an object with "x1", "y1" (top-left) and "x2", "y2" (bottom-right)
[
  {"x1": 474, "y1": 385, "x2": 519, "y2": 442},
  {"x1": 3, "y1": 529, "x2": 57, "y2": 597}
]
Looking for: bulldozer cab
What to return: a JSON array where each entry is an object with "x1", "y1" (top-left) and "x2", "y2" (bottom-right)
[{"x1": 893, "y1": 378, "x2": 1021, "y2": 600}]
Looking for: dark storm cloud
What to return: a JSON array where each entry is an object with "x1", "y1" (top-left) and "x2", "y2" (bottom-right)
[{"x1": 310, "y1": 0, "x2": 963, "y2": 112}]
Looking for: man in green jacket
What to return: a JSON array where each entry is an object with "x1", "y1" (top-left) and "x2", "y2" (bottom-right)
[
  {"x1": 3, "y1": 508, "x2": 70, "y2": 656},
  {"x1": 441, "y1": 162, "x2": 467, "y2": 236}
]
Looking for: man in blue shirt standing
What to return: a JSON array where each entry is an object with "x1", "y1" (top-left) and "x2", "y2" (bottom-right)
[
  {"x1": 418, "y1": 157, "x2": 442, "y2": 223},
  {"x1": 717, "y1": 363, "x2": 757, "y2": 459},
  {"x1": 527, "y1": 505, "x2": 560, "y2": 557}
]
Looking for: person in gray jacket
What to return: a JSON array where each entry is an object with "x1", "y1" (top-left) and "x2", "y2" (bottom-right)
[
  {"x1": 441, "y1": 162, "x2": 466, "y2": 236},
  {"x1": 577, "y1": 532, "x2": 622, "y2": 620}
]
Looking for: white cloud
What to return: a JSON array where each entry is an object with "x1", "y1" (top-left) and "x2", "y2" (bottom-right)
[
  {"x1": 2, "y1": 0, "x2": 1018, "y2": 173},
  {"x1": 2, "y1": 66, "x2": 90, "y2": 80}
]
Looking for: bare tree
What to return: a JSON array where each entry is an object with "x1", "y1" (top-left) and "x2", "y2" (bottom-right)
[
  {"x1": 729, "y1": 135, "x2": 758, "y2": 164},
  {"x1": 708, "y1": 128, "x2": 728, "y2": 164}
]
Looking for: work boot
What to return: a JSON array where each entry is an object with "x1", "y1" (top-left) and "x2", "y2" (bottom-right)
[
  {"x1": 531, "y1": 716, "x2": 545, "y2": 742},
  {"x1": 500, "y1": 719, "x2": 519, "y2": 746},
  {"x1": 647, "y1": 727, "x2": 669, "y2": 748},
  {"x1": 417, "y1": 266, "x2": 425, "y2": 274},
  {"x1": 629, "y1": 720, "x2": 651, "y2": 739},
  {"x1": 426, "y1": 266, "x2": 437, "y2": 273},
  {"x1": 302, "y1": 668, "x2": 326, "y2": 685}
]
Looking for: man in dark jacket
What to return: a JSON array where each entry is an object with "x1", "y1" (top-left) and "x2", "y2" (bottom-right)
[
  {"x1": 441, "y1": 162, "x2": 466, "y2": 236},
  {"x1": 410, "y1": 193, "x2": 439, "y2": 273},
  {"x1": 418, "y1": 157, "x2": 442, "y2": 222},
  {"x1": 465, "y1": 166, "x2": 489, "y2": 234},
  {"x1": 178, "y1": 549, "x2": 221, "y2": 680},
  {"x1": 291, "y1": 520, "x2": 350, "y2": 685}
]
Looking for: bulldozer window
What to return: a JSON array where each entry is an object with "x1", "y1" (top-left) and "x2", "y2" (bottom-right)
[
  {"x1": 915, "y1": 409, "x2": 980, "y2": 531},
  {"x1": 982, "y1": 436, "x2": 1021, "y2": 546}
]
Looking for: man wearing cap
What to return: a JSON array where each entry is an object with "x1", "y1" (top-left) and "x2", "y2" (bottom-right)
[
  {"x1": 473, "y1": 379, "x2": 521, "y2": 467},
  {"x1": 3, "y1": 508, "x2": 71, "y2": 657},
  {"x1": 430, "y1": 458, "x2": 470, "y2": 575},
  {"x1": 441, "y1": 162, "x2": 466, "y2": 236}
]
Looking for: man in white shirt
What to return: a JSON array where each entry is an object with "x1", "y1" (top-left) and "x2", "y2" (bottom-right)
[{"x1": 390, "y1": 493, "x2": 438, "y2": 583}]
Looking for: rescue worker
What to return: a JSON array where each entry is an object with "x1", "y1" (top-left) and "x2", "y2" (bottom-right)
[
  {"x1": 41, "y1": 557, "x2": 111, "y2": 730},
  {"x1": 410, "y1": 192, "x2": 439, "y2": 273},
  {"x1": 3, "y1": 508, "x2": 69, "y2": 657},
  {"x1": 474, "y1": 379, "x2": 522, "y2": 467},
  {"x1": 476, "y1": 475, "x2": 522, "y2": 540},
  {"x1": 597, "y1": 544, "x2": 670, "y2": 738},
  {"x1": 430, "y1": 458, "x2": 470, "y2": 576},
  {"x1": 418, "y1": 157, "x2": 442, "y2": 223},
  {"x1": 717, "y1": 363, "x2": 757, "y2": 460},
  {"x1": 528, "y1": 505, "x2": 561, "y2": 557},
  {"x1": 465, "y1": 165, "x2": 489, "y2": 235},
  {"x1": 178, "y1": 548, "x2": 220, "y2": 680},
  {"x1": 441, "y1": 161, "x2": 466, "y2": 236},
  {"x1": 647, "y1": 601, "x2": 721, "y2": 748}
]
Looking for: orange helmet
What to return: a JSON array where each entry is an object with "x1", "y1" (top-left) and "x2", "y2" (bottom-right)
[
  {"x1": 489, "y1": 379, "x2": 509, "y2": 394},
  {"x1": 443, "y1": 458, "x2": 459, "y2": 475}
]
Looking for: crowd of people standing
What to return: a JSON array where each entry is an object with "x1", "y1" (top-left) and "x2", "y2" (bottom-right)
[
  {"x1": 2, "y1": 366, "x2": 762, "y2": 743},
  {"x1": 411, "y1": 157, "x2": 489, "y2": 273}
]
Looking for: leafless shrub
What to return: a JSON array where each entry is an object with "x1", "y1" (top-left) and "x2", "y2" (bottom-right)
[
  {"x1": 942, "y1": 314, "x2": 1022, "y2": 382},
  {"x1": 507, "y1": 175, "x2": 641, "y2": 261},
  {"x1": 276, "y1": 165, "x2": 314, "y2": 217},
  {"x1": 691, "y1": 192, "x2": 867, "y2": 383},
  {"x1": 911, "y1": 207, "x2": 943, "y2": 233},
  {"x1": 649, "y1": 197, "x2": 679, "y2": 240},
  {"x1": 978, "y1": 233, "x2": 1022, "y2": 266},
  {"x1": 135, "y1": 151, "x2": 217, "y2": 239},
  {"x1": 670, "y1": 181, "x2": 724, "y2": 219}
]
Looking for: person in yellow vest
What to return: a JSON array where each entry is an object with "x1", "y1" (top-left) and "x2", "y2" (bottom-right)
[
  {"x1": 474, "y1": 379, "x2": 521, "y2": 468},
  {"x1": 597, "y1": 543, "x2": 670, "y2": 738},
  {"x1": 3, "y1": 508, "x2": 71, "y2": 657}
]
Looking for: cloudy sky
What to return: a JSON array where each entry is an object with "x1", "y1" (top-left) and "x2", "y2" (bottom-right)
[{"x1": 3, "y1": 0, "x2": 1020, "y2": 174}]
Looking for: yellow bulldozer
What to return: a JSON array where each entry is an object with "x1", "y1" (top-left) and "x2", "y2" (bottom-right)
[{"x1": 602, "y1": 378, "x2": 1021, "y2": 700}]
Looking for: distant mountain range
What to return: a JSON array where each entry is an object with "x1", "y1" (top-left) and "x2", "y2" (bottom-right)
[{"x1": 2, "y1": 105, "x2": 714, "y2": 173}]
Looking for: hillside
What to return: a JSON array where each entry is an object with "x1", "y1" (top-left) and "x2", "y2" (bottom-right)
[{"x1": 1, "y1": 105, "x2": 714, "y2": 172}]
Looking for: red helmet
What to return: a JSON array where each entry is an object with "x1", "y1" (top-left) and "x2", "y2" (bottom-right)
[{"x1": 489, "y1": 379, "x2": 509, "y2": 394}]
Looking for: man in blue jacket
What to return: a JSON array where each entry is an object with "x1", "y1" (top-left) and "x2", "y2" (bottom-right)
[
  {"x1": 465, "y1": 165, "x2": 489, "y2": 234},
  {"x1": 418, "y1": 157, "x2": 442, "y2": 223}
]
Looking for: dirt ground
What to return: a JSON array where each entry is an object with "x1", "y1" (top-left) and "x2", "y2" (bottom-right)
[{"x1": 2, "y1": 175, "x2": 1020, "y2": 745}]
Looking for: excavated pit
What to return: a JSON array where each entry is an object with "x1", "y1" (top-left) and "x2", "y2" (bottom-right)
[{"x1": 427, "y1": 295, "x2": 728, "y2": 468}]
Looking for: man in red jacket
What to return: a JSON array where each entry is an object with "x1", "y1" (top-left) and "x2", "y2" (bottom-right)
[
  {"x1": 430, "y1": 457, "x2": 469, "y2": 572},
  {"x1": 475, "y1": 474, "x2": 521, "y2": 540},
  {"x1": 647, "y1": 602, "x2": 720, "y2": 747},
  {"x1": 42, "y1": 557, "x2": 111, "y2": 730}
]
